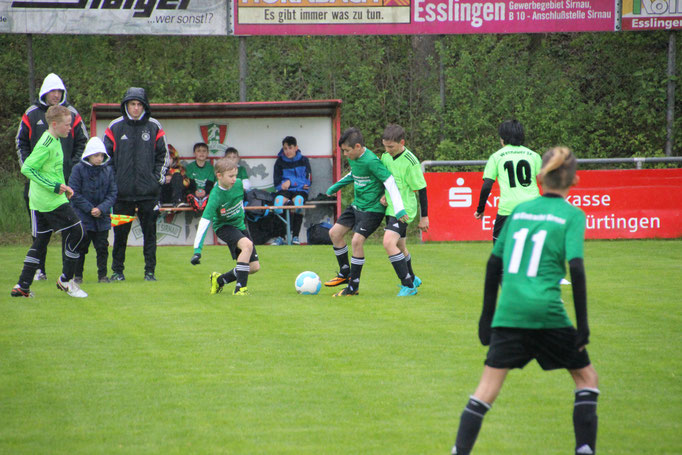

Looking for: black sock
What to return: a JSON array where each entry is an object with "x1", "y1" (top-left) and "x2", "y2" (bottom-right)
[
  {"x1": 219, "y1": 269, "x2": 237, "y2": 285},
  {"x1": 389, "y1": 252, "x2": 413, "y2": 286},
  {"x1": 454, "y1": 396, "x2": 491, "y2": 455},
  {"x1": 234, "y1": 262, "x2": 250, "y2": 291},
  {"x1": 405, "y1": 253, "x2": 415, "y2": 278},
  {"x1": 348, "y1": 256, "x2": 364, "y2": 291},
  {"x1": 334, "y1": 245, "x2": 350, "y2": 277},
  {"x1": 573, "y1": 388, "x2": 599, "y2": 455},
  {"x1": 18, "y1": 247, "x2": 41, "y2": 289}
]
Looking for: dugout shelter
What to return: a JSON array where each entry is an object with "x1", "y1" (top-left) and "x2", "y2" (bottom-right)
[{"x1": 91, "y1": 100, "x2": 343, "y2": 246}]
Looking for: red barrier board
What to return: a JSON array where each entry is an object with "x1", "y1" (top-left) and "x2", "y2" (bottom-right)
[{"x1": 423, "y1": 168, "x2": 682, "y2": 241}]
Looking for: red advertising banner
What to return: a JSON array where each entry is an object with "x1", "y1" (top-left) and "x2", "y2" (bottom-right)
[
  {"x1": 234, "y1": 0, "x2": 617, "y2": 35},
  {"x1": 423, "y1": 168, "x2": 682, "y2": 241},
  {"x1": 621, "y1": 0, "x2": 682, "y2": 31}
]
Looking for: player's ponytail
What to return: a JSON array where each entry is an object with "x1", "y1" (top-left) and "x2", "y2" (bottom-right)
[{"x1": 539, "y1": 146, "x2": 577, "y2": 190}]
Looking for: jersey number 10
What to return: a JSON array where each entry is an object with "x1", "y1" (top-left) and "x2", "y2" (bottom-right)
[
  {"x1": 508, "y1": 228, "x2": 547, "y2": 277},
  {"x1": 503, "y1": 160, "x2": 533, "y2": 187}
]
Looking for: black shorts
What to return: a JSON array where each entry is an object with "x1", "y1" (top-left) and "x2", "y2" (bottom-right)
[
  {"x1": 492, "y1": 214, "x2": 508, "y2": 243},
  {"x1": 216, "y1": 225, "x2": 259, "y2": 262},
  {"x1": 485, "y1": 327, "x2": 591, "y2": 371},
  {"x1": 384, "y1": 216, "x2": 408, "y2": 238},
  {"x1": 336, "y1": 206, "x2": 384, "y2": 238},
  {"x1": 32, "y1": 203, "x2": 82, "y2": 235}
]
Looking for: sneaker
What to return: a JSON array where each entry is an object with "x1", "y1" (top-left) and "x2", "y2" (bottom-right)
[
  {"x1": 144, "y1": 273, "x2": 157, "y2": 281},
  {"x1": 34, "y1": 269, "x2": 47, "y2": 281},
  {"x1": 233, "y1": 287, "x2": 249, "y2": 296},
  {"x1": 110, "y1": 272, "x2": 125, "y2": 282},
  {"x1": 210, "y1": 272, "x2": 223, "y2": 294},
  {"x1": 272, "y1": 237, "x2": 285, "y2": 246},
  {"x1": 56, "y1": 277, "x2": 88, "y2": 298},
  {"x1": 324, "y1": 274, "x2": 349, "y2": 287},
  {"x1": 397, "y1": 285, "x2": 418, "y2": 297},
  {"x1": 98, "y1": 276, "x2": 111, "y2": 283},
  {"x1": 73, "y1": 276, "x2": 83, "y2": 284},
  {"x1": 413, "y1": 276, "x2": 422, "y2": 288},
  {"x1": 333, "y1": 287, "x2": 359, "y2": 297},
  {"x1": 265, "y1": 237, "x2": 278, "y2": 245},
  {"x1": 291, "y1": 236, "x2": 300, "y2": 245},
  {"x1": 11, "y1": 285, "x2": 33, "y2": 298}
]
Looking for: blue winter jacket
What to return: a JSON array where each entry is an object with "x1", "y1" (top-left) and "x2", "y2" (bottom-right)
[
  {"x1": 274, "y1": 149, "x2": 312, "y2": 194},
  {"x1": 69, "y1": 154, "x2": 118, "y2": 232}
]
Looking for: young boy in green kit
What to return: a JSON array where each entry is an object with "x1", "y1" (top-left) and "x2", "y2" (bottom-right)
[
  {"x1": 380, "y1": 124, "x2": 429, "y2": 297},
  {"x1": 324, "y1": 127, "x2": 408, "y2": 297},
  {"x1": 185, "y1": 142, "x2": 216, "y2": 212},
  {"x1": 11, "y1": 105, "x2": 87, "y2": 298},
  {"x1": 190, "y1": 158, "x2": 260, "y2": 296}
]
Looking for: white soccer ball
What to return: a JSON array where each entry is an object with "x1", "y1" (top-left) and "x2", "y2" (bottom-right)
[{"x1": 295, "y1": 271, "x2": 321, "y2": 295}]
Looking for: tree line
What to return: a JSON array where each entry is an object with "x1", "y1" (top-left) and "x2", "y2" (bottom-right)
[{"x1": 0, "y1": 32, "x2": 679, "y2": 176}]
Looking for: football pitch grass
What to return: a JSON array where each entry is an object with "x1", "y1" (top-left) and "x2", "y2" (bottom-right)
[{"x1": 1, "y1": 240, "x2": 680, "y2": 454}]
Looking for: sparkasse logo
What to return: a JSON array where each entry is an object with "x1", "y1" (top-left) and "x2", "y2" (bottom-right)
[
  {"x1": 448, "y1": 177, "x2": 472, "y2": 208},
  {"x1": 11, "y1": 0, "x2": 191, "y2": 19}
]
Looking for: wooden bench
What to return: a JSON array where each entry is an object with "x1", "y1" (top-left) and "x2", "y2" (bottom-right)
[{"x1": 158, "y1": 204, "x2": 316, "y2": 245}]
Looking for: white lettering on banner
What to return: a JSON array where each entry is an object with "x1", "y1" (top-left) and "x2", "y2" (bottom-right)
[
  {"x1": 585, "y1": 214, "x2": 661, "y2": 233},
  {"x1": 482, "y1": 215, "x2": 495, "y2": 231},
  {"x1": 565, "y1": 193, "x2": 611, "y2": 207},
  {"x1": 414, "y1": 0, "x2": 506, "y2": 27},
  {"x1": 448, "y1": 177, "x2": 472, "y2": 207}
]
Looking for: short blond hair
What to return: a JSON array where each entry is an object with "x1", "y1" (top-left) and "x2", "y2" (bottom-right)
[
  {"x1": 214, "y1": 157, "x2": 238, "y2": 175},
  {"x1": 45, "y1": 105, "x2": 71, "y2": 125}
]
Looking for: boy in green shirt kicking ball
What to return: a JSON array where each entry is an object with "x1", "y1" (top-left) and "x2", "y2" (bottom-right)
[
  {"x1": 324, "y1": 127, "x2": 407, "y2": 297},
  {"x1": 190, "y1": 158, "x2": 260, "y2": 296}
]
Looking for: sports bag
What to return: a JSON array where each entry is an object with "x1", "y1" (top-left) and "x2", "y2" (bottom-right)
[{"x1": 307, "y1": 222, "x2": 333, "y2": 245}]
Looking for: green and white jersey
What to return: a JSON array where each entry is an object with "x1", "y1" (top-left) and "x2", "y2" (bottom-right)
[
  {"x1": 381, "y1": 147, "x2": 426, "y2": 223},
  {"x1": 483, "y1": 145, "x2": 542, "y2": 216},
  {"x1": 491, "y1": 195, "x2": 586, "y2": 329},
  {"x1": 237, "y1": 165, "x2": 248, "y2": 181},
  {"x1": 185, "y1": 161, "x2": 215, "y2": 191},
  {"x1": 328, "y1": 148, "x2": 393, "y2": 213},
  {"x1": 193, "y1": 179, "x2": 246, "y2": 254},
  {"x1": 21, "y1": 130, "x2": 68, "y2": 212}
]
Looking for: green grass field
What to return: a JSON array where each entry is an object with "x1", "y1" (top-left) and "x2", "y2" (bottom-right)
[{"x1": 1, "y1": 240, "x2": 681, "y2": 454}]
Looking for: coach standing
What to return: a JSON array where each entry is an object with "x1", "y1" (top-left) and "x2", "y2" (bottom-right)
[
  {"x1": 104, "y1": 87, "x2": 169, "y2": 282},
  {"x1": 16, "y1": 73, "x2": 89, "y2": 281}
]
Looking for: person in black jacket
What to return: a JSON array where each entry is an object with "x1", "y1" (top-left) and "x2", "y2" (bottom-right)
[
  {"x1": 69, "y1": 137, "x2": 118, "y2": 284},
  {"x1": 104, "y1": 87, "x2": 170, "y2": 282},
  {"x1": 15, "y1": 73, "x2": 89, "y2": 281}
]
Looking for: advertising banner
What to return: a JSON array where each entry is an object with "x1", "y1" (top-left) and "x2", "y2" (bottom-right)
[
  {"x1": 0, "y1": 0, "x2": 228, "y2": 35},
  {"x1": 621, "y1": 0, "x2": 682, "y2": 30},
  {"x1": 423, "y1": 168, "x2": 682, "y2": 241},
  {"x1": 234, "y1": 0, "x2": 617, "y2": 35}
]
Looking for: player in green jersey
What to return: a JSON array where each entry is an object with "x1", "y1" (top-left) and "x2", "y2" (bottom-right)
[
  {"x1": 474, "y1": 120, "x2": 542, "y2": 242},
  {"x1": 190, "y1": 158, "x2": 260, "y2": 296},
  {"x1": 324, "y1": 127, "x2": 408, "y2": 297},
  {"x1": 11, "y1": 105, "x2": 88, "y2": 298},
  {"x1": 225, "y1": 147, "x2": 251, "y2": 191},
  {"x1": 185, "y1": 142, "x2": 216, "y2": 212},
  {"x1": 380, "y1": 124, "x2": 429, "y2": 297},
  {"x1": 451, "y1": 147, "x2": 599, "y2": 455}
]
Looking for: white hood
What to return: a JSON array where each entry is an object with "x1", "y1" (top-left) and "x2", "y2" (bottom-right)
[
  {"x1": 39, "y1": 73, "x2": 67, "y2": 106},
  {"x1": 81, "y1": 137, "x2": 110, "y2": 164}
]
